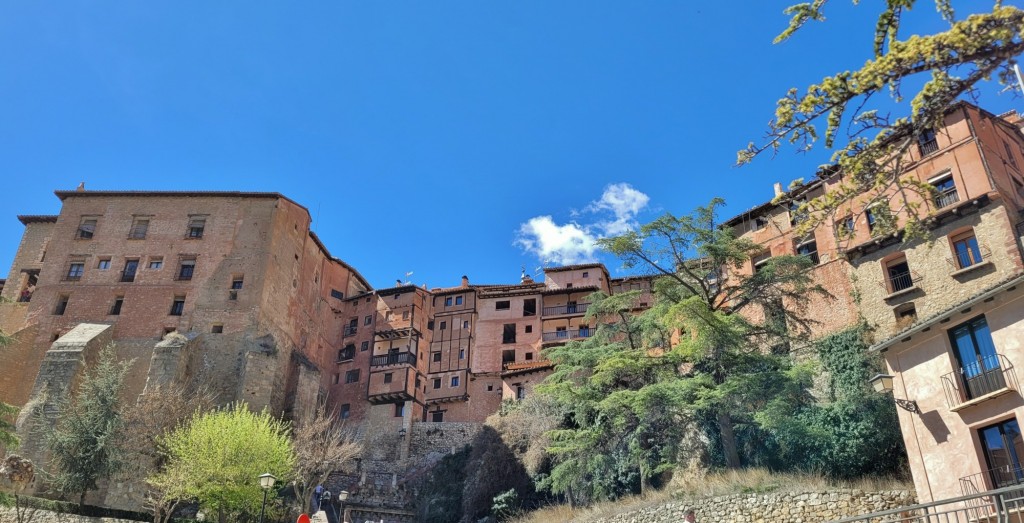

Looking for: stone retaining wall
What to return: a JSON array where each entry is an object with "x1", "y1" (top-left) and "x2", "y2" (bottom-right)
[
  {"x1": 586, "y1": 489, "x2": 916, "y2": 523},
  {"x1": 0, "y1": 506, "x2": 141, "y2": 522}
]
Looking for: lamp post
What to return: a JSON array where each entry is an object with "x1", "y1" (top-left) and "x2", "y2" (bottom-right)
[
  {"x1": 257, "y1": 473, "x2": 277, "y2": 523},
  {"x1": 338, "y1": 490, "x2": 349, "y2": 523}
]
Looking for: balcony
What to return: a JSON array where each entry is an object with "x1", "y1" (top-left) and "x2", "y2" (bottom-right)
[
  {"x1": 337, "y1": 347, "x2": 355, "y2": 363},
  {"x1": 919, "y1": 138, "x2": 940, "y2": 156},
  {"x1": 371, "y1": 352, "x2": 416, "y2": 367},
  {"x1": 941, "y1": 354, "x2": 1018, "y2": 410},
  {"x1": 887, "y1": 271, "x2": 915, "y2": 294},
  {"x1": 960, "y1": 465, "x2": 1024, "y2": 495},
  {"x1": 342, "y1": 325, "x2": 357, "y2": 337},
  {"x1": 542, "y1": 302, "x2": 590, "y2": 316},
  {"x1": 935, "y1": 188, "x2": 960, "y2": 209},
  {"x1": 542, "y1": 328, "x2": 594, "y2": 342}
]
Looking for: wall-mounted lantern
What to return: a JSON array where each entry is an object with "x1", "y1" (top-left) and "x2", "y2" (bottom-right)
[{"x1": 869, "y1": 373, "x2": 920, "y2": 413}]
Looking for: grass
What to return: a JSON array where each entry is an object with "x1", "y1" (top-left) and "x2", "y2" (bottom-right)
[{"x1": 510, "y1": 469, "x2": 913, "y2": 523}]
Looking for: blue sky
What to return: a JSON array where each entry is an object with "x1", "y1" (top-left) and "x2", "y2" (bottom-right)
[{"x1": 1, "y1": 2, "x2": 1019, "y2": 289}]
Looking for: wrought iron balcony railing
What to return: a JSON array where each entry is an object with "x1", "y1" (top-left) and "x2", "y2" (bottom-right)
[
  {"x1": 342, "y1": 325, "x2": 357, "y2": 337},
  {"x1": 888, "y1": 271, "x2": 915, "y2": 293},
  {"x1": 941, "y1": 353, "x2": 1017, "y2": 408},
  {"x1": 935, "y1": 188, "x2": 960, "y2": 209}
]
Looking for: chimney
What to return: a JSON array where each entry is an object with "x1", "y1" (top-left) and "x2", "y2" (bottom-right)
[
  {"x1": 396, "y1": 279, "x2": 403, "y2": 287},
  {"x1": 76, "y1": 182, "x2": 86, "y2": 192},
  {"x1": 461, "y1": 275, "x2": 469, "y2": 288},
  {"x1": 520, "y1": 267, "x2": 533, "y2": 284},
  {"x1": 773, "y1": 182, "x2": 784, "y2": 198}
]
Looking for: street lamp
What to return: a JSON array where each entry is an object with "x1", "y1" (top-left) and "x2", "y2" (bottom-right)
[
  {"x1": 338, "y1": 491, "x2": 349, "y2": 523},
  {"x1": 257, "y1": 473, "x2": 277, "y2": 523},
  {"x1": 869, "y1": 373, "x2": 920, "y2": 413}
]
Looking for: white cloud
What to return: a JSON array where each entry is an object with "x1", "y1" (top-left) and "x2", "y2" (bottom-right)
[
  {"x1": 588, "y1": 183, "x2": 651, "y2": 235},
  {"x1": 515, "y1": 216, "x2": 598, "y2": 265},
  {"x1": 515, "y1": 183, "x2": 650, "y2": 265}
]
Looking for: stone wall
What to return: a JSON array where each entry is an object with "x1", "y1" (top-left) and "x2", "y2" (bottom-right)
[
  {"x1": 0, "y1": 506, "x2": 142, "y2": 523},
  {"x1": 586, "y1": 489, "x2": 916, "y2": 523}
]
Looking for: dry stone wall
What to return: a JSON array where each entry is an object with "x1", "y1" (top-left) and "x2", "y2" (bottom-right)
[
  {"x1": 0, "y1": 507, "x2": 141, "y2": 523},
  {"x1": 585, "y1": 489, "x2": 916, "y2": 523}
]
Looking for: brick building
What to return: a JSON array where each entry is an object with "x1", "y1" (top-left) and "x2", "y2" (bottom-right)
[{"x1": 726, "y1": 101, "x2": 1024, "y2": 503}]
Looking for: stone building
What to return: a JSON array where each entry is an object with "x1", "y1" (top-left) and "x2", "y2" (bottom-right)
[{"x1": 726, "y1": 101, "x2": 1024, "y2": 504}]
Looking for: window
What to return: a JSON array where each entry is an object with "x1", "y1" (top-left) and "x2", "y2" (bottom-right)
[
  {"x1": 451, "y1": 376, "x2": 460, "y2": 387},
  {"x1": 431, "y1": 411, "x2": 444, "y2": 422},
  {"x1": 361, "y1": 341, "x2": 369, "y2": 352},
  {"x1": 211, "y1": 324, "x2": 223, "y2": 333},
  {"x1": 523, "y1": 298, "x2": 536, "y2": 316},
  {"x1": 752, "y1": 252, "x2": 771, "y2": 274},
  {"x1": 65, "y1": 262, "x2": 84, "y2": 281},
  {"x1": 885, "y1": 256, "x2": 913, "y2": 293},
  {"x1": 951, "y1": 230, "x2": 984, "y2": 269},
  {"x1": 383, "y1": 373, "x2": 393, "y2": 384},
  {"x1": 433, "y1": 378, "x2": 442, "y2": 389},
  {"x1": 796, "y1": 240, "x2": 819, "y2": 265},
  {"x1": 836, "y1": 216, "x2": 855, "y2": 237},
  {"x1": 502, "y1": 349, "x2": 515, "y2": 364},
  {"x1": 110, "y1": 297, "x2": 124, "y2": 316},
  {"x1": 128, "y1": 218, "x2": 149, "y2": 239},
  {"x1": 525, "y1": 325, "x2": 533, "y2": 333},
  {"x1": 566, "y1": 283, "x2": 573, "y2": 288},
  {"x1": 385, "y1": 311, "x2": 394, "y2": 321},
  {"x1": 496, "y1": 300, "x2": 510, "y2": 310},
  {"x1": 1005, "y1": 141, "x2": 1020, "y2": 169},
  {"x1": 502, "y1": 324, "x2": 516, "y2": 344},
  {"x1": 516, "y1": 385, "x2": 526, "y2": 400},
  {"x1": 753, "y1": 216, "x2": 769, "y2": 231},
  {"x1": 122, "y1": 259, "x2": 140, "y2": 282},
  {"x1": 455, "y1": 296, "x2": 463, "y2": 305},
  {"x1": 440, "y1": 321, "x2": 447, "y2": 330},
  {"x1": 445, "y1": 297, "x2": 453, "y2": 306},
  {"x1": 169, "y1": 296, "x2": 185, "y2": 316},
  {"x1": 487, "y1": 384, "x2": 494, "y2": 391},
  {"x1": 76, "y1": 218, "x2": 97, "y2": 239},
  {"x1": 526, "y1": 352, "x2": 534, "y2": 360},
  {"x1": 148, "y1": 258, "x2": 163, "y2": 270},
  {"x1": 978, "y1": 419, "x2": 1024, "y2": 488},
  {"x1": 402, "y1": 310, "x2": 409, "y2": 320},
  {"x1": 894, "y1": 303, "x2": 916, "y2": 328},
  {"x1": 789, "y1": 199, "x2": 807, "y2": 226},
  {"x1": 918, "y1": 128, "x2": 939, "y2": 156},
  {"x1": 463, "y1": 320, "x2": 469, "y2": 329},
  {"x1": 459, "y1": 348, "x2": 465, "y2": 360},
  {"x1": 330, "y1": 289, "x2": 344, "y2": 300},
  {"x1": 427, "y1": 320, "x2": 435, "y2": 330},
  {"x1": 364, "y1": 315, "x2": 372, "y2": 326},
  {"x1": 432, "y1": 352, "x2": 442, "y2": 362},
  {"x1": 582, "y1": 271, "x2": 589, "y2": 278},
  {"x1": 333, "y1": 374, "x2": 340, "y2": 385},
  {"x1": 394, "y1": 403, "x2": 404, "y2": 417},
  {"x1": 950, "y1": 316, "x2": 1004, "y2": 400},
  {"x1": 931, "y1": 173, "x2": 960, "y2": 208},
  {"x1": 177, "y1": 259, "x2": 195, "y2": 281},
  {"x1": 231, "y1": 276, "x2": 244, "y2": 289},
  {"x1": 54, "y1": 295, "x2": 69, "y2": 315},
  {"x1": 186, "y1": 216, "x2": 206, "y2": 239},
  {"x1": 97, "y1": 258, "x2": 111, "y2": 270},
  {"x1": 338, "y1": 345, "x2": 355, "y2": 361},
  {"x1": 340, "y1": 404, "x2": 350, "y2": 419},
  {"x1": 345, "y1": 370, "x2": 360, "y2": 384}
]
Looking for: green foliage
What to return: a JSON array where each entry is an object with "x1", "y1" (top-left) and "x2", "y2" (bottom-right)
[
  {"x1": 758, "y1": 326, "x2": 906, "y2": 477},
  {"x1": 534, "y1": 200, "x2": 827, "y2": 504},
  {"x1": 0, "y1": 401, "x2": 17, "y2": 450},
  {"x1": 48, "y1": 345, "x2": 131, "y2": 504},
  {"x1": 745, "y1": 1, "x2": 1024, "y2": 242},
  {"x1": 491, "y1": 489, "x2": 519, "y2": 521},
  {"x1": 149, "y1": 403, "x2": 296, "y2": 520}
]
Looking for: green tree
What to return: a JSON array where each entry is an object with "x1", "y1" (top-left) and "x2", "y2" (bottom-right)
[
  {"x1": 536, "y1": 200, "x2": 824, "y2": 503},
  {"x1": 149, "y1": 403, "x2": 296, "y2": 523},
  {"x1": 47, "y1": 345, "x2": 130, "y2": 506},
  {"x1": 741, "y1": 1, "x2": 1024, "y2": 237}
]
